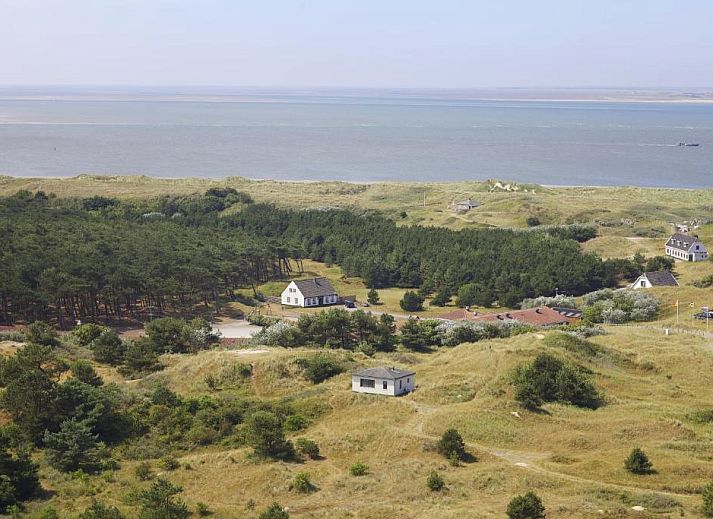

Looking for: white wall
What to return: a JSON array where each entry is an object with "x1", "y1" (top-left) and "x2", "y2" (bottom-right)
[
  {"x1": 281, "y1": 282, "x2": 303, "y2": 306},
  {"x1": 632, "y1": 276, "x2": 651, "y2": 289},
  {"x1": 352, "y1": 375, "x2": 415, "y2": 396}
]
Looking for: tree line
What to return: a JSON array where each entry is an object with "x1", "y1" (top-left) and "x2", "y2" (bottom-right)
[{"x1": 225, "y1": 205, "x2": 641, "y2": 307}]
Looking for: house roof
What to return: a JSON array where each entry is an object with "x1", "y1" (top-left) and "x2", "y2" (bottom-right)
[
  {"x1": 353, "y1": 366, "x2": 415, "y2": 379},
  {"x1": 642, "y1": 270, "x2": 679, "y2": 287},
  {"x1": 291, "y1": 277, "x2": 337, "y2": 297},
  {"x1": 435, "y1": 308, "x2": 480, "y2": 321},
  {"x1": 666, "y1": 232, "x2": 702, "y2": 252},
  {"x1": 472, "y1": 306, "x2": 572, "y2": 326},
  {"x1": 438, "y1": 306, "x2": 572, "y2": 326},
  {"x1": 552, "y1": 307, "x2": 584, "y2": 319},
  {"x1": 456, "y1": 198, "x2": 479, "y2": 208}
]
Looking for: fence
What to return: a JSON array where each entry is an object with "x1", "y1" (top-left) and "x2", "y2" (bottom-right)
[{"x1": 609, "y1": 323, "x2": 713, "y2": 339}]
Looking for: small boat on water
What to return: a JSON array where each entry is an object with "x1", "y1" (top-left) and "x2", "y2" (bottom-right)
[{"x1": 678, "y1": 142, "x2": 700, "y2": 147}]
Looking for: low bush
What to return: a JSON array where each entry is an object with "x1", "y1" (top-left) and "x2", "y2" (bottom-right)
[
  {"x1": 400, "y1": 291, "x2": 424, "y2": 312},
  {"x1": 295, "y1": 438, "x2": 320, "y2": 459},
  {"x1": 426, "y1": 471, "x2": 444, "y2": 491},
  {"x1": 259, "y1": 503, "x2": 289, "y2": 519},
  {"x1": 349, "y1": 462, "x2": 369, "y2": 476},
  {"x1": 134, "y1": 461, "x2": 153, "y2": 481},
  {"x1": 507, "y1": 491, "x2": 546, "y2": 519},
  {"x1": 290, "y1": 471, "x2": 315, "y2": 493}
]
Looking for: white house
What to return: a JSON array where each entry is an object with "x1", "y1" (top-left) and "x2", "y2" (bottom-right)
[
  {"x1": 281, "y1": 277, "x2": 338, "y2": 307},
  {"x1": 454, "y1": 198, "x2": 479, "y2": 211},
  {"x1": 631, "y1": 270, "x2": 679, "y2": 289},
  {"x1": 665, "y1": 233, "x2": 708, "y2": 262},
  {"x1": 352, "y1": 367, "x2": 415, "y2": 396}
]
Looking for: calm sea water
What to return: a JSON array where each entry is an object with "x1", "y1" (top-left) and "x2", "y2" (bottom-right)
[{"x1": 0, "y1": 91, "x2": 712, "y2": 187}]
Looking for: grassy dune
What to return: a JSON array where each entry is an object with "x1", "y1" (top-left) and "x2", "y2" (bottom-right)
[
  {"x1": 3, "y1": 174, "x2": 713, "y2": 234},
  {"x1": 35, "y1": 327, "x2": 713, "y2": 518}
]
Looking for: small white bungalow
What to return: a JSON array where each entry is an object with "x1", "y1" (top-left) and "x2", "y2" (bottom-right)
[
  {"x1": 281, "y1": 277, "x2": 338, "y2": 307},
  {"x1": 454, "y1": 198, "x2": 479, "y2": 211},
  {"x1": 665, "y1": 233, "x2": 708, "y2": 262},
  {"x1": 352, "y1": 367, "x2": 415, "y2": 397},
  {"x1": 631, "y1": 270, "x2": 679, "y2": 289}
]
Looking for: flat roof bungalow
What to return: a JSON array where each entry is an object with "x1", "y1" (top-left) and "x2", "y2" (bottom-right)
[{"x1": 352, "y1": 366, "x2": 415, "y2": 396}]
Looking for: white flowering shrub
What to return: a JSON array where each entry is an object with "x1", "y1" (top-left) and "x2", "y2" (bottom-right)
[
  {"x1": 582, "y1": 289, "x2": 659, "y2": 323},
  {"x1": 251, "y1": 321, "x2": 302, "y2": 347},
  {"x1": 521, "y1": 294, "x2": 577, "y2": 310}
]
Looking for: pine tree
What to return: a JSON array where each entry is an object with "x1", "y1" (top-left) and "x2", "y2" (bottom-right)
[
  {"x1": 624, "y1": 447, "x2": 653, "y2": 474},
  {"x1": 367, "y1": 288, "x2": 380, "y2": 305}
]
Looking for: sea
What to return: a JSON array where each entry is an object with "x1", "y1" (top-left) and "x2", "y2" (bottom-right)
[{"x1": 0, "y1": 87, "x2": 712, "y2": 188}]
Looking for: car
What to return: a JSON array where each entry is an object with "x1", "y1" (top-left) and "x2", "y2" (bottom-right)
[
  {"x1": 695, "y1": 311, "x2": 713, "y2": 320},
  {"x1": 344, "y1": 301, "x2": 356, "y2": 309}
]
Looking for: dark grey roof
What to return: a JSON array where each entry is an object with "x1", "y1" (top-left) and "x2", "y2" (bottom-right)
[
  {"x1": 353, "y1": 367, "x2": 415, "y2": 379},
  {"x1": 552, "y1": 307, "x2": 583, "y2": 318},
  {"x1": 292, "y1": 277, "x2": 337, "y2": 297},
  {"x1": 666, "y1": 233, "x2": 701, "y2": 252},
  {"x1": 643, "y1": 270, "x2": 678, "y2": 287}
]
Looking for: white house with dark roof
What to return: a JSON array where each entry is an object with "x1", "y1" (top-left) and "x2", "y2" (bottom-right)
[
  {"x1": 454, "y1": 198, "x2": 479, "y2": 211},
  {"x1": 352, "y1": 367, "x2": 415, "y2": 396},
  {"x1": 281, "y1": 277, "x2": 338, "y2": 307},
  {"x1": 631, "y1": 270, "x2": 679, "y2": 289},
  {"x1": 665, "y1": 233, "x2": 708, "y2": 262}
]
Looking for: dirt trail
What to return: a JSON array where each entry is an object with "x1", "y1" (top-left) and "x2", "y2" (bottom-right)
[{"x1": 401, "y1": 398, "x2": 694, "y2": 500}]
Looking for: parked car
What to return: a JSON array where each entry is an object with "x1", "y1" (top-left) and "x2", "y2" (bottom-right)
[
  {"x1": 695, "y1": 311, "x2": 713, "y2": 320},
  {"x1": 344, "y1": 301, "x2": 356, "y2": 309}
]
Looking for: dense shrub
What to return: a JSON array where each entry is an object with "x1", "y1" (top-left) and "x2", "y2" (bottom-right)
[
  {"x1": 521, "y1": 294, "x2": 577, "y2": 310},
  {"x1": 135, "y1": 462, "x2": 153, "y2": 481},
  {"x1": 78, "y1": 499, "x2": 124, "y2": 519},
  {"x1": 243, "y1": 411, "x2": 294, "y2": 459},
  {"x1": 252, "y1": 321, "x2": 303, "y2": 347},
  {"x1": 624, "y1": 447, "x2": 653, "y2": 475},
  {"x1": 26, "y1": 321, "x2": 58, "y2": 347},
  {"x1": 70, "y1": 360, "x2": 103, "y2": 387},
  {"x1": 457, "y1": 283, "x2": 494, "y2": 308},
  {"x1": 426, "y1": 471, "x2": 444, "y2": 491},
  {"x1": 367, "y1": 289, "x2": 380, "y2": 305},
  {"x1": 512, "y1": 353, "x2": 603, "y2": 410},
  {"x1": 507, "y1": 491, "x2": 546, "y2": 519},
  {"x1": 90, "y1": 329, "x2": 126, "y2": 365},
  {"x1": 247, "y1": 314, "x2": 280, "y2": 327},
  {"x1": 73, "y1": 324, "x2": 107, "y2": 347},
  {"x1": 295, "y1": 354, "x2": 344, "y2": 384},
  {"x1": 0, "y1": 438, "x2": 40, "y2": 512},
  {"x1": 295, "y1": 438, "x2": 320, "y2": 459},
  {"x1": 437, "y1": 428, "x2": 466, "y2": 461},
  {"x1": 290, "y1": 471, "x2": 315, "y2": 493},
  {"x1": 702, "y1": 479, "x2": 713, "y2": 517},
  {"x1": 400, "y1": 291, "x2": 424, "y2": 312},
  {"x1": 582, "y1": 289, "x2": 659, "y2": 323},
  {"x1": 259, "y1": 503, "x2": 289, "y2": 519},
  {"x1": 349, "y1": 462, "x2": 369, "y2": 476}
]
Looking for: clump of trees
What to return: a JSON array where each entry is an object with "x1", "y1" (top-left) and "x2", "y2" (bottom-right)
[
  {"x1": 252, "y1": 309, "x2": 395, "y2": 351},
  {"x1": 582, "y1": 289, "x2": 660, "y2": 323},
  {"x1": 0, "y1": 436, "x2": 40, "y2": 513},
  {"x1": 512, "y1": 353, "x2": 603, "y2": 410}
]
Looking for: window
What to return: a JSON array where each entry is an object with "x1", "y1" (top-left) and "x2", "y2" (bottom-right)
[
  {"x1": 382, "y1": 381, "x2": 388, "y2": 390},
  {"x1": 407, "y1": 378, "x2": 410, "y2": 383},
  {"x1": 286, "y1": 297, "x2": 290, "y2": 303},
  {"x1": 399, "y1": 380, "x2": 402, "y2": 389},
  {"x1": 640, "y1": 280, "x2": 645, "y2": 287},
  {"x1": 360, "y1": 378, "x2": 375, "y2": 388}
]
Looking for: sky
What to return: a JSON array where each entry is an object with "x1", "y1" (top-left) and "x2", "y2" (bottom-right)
[{"x1": 1, "y1": 0, "x2": 712, "y2": 88}]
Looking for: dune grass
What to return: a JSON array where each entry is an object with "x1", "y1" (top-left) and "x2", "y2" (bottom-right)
[{"x1": 28, "y1": 325, "x2": 713, "y2": 518}]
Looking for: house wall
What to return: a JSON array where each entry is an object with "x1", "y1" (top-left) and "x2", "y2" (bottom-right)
[
  {"x1": 632, "y1": 276, "x2": 651, "y2": 289},
  {"x1": 665, "y1": 243, "x2": 709, "y2": 262},
  {"x1": 281, "y1": 283, "x2": 303, "y2": 306},
  {"x1": 351, "y1": 375, "x2": 415, "y2": 396}
]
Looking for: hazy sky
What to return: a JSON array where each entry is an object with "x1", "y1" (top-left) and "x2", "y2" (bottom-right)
[{"x1": 1, "y1": 0, "x2": 712, "y2": 88}]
